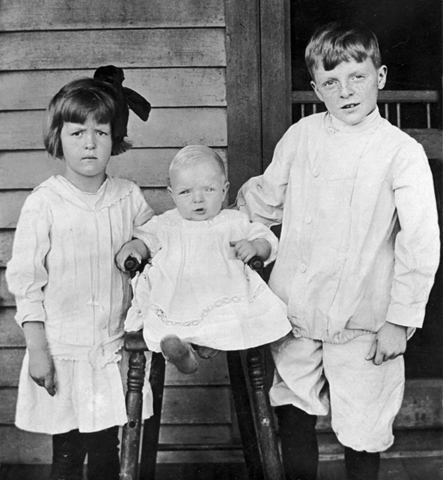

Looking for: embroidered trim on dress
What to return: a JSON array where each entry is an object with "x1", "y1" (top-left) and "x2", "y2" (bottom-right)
[{"x1": 152, "y1": 283, "x2": 267, "y2": 326}]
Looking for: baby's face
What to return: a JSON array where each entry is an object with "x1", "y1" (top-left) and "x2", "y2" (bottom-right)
[
  {"x1": 168, "y1": 159, "x2": 229, "y2": 221},
  {"x1": 311, "y1": 58, "x2": 387, "y2": 126}
]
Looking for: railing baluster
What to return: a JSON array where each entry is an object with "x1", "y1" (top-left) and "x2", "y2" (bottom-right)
[
  {"x1": 384, "y1": 103, "x2": 389, "y2": 121},
  {"x1": 291, "y1": 91, "x2": 437, "y2": 130}
]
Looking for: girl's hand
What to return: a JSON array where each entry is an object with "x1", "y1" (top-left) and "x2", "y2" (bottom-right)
[
  {"x1": 115, "y1": 239, "x2": 149, "y2": 271},
  {"x1": 230, "y1": 238, "x2": 272, "y2": 264},
  {"x1": 22, "y1": 321, "x2": 56, "y2": 396},
  {"x1": 28, "y1": 347, "x2": 56, "y2": 396},
  {"x1": 366, "y1": 322, "x2": 407, "y2": 366}
]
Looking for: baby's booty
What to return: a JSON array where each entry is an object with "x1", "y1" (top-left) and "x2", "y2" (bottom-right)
[{"x1": 160, "y1": 335, "x2": 198, "y2": 374}]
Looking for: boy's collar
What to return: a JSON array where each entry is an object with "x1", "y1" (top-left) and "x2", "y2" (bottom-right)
[{"x1": 325, "y1": 106, "x2": 381, "y2": 133}]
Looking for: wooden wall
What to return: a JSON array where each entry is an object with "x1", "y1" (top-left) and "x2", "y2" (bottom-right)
[{"x1": 0, "y1": 0, "x2": 236, "y2": 464}]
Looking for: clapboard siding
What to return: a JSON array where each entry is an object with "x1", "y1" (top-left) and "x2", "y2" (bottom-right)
[
  {"x1": 0, "y1": 109, "x2": 227, "y2": 151},
  {"x1": 0, "y1": 69, "x2": 226, "y2": 111},
  {"x1": 0, "y1": 232, "x2": 14, "y2": 267},
  {"x1": 1, "y1": 29, "x2": 226, "y2": 71},
  {"x1": 0, "y1": 308, "x2": 22, "y2": 345},
  {"x1": 0, "y1": 150, "x2": 228, "y2": 189},
  {"x1": 0, "y1": 0, "x2": 225, "y2": 31}
]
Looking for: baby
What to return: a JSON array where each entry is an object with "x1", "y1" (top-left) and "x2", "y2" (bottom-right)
[{"x1": 117, "y1": 145, "x2": 291, "y2": 373}]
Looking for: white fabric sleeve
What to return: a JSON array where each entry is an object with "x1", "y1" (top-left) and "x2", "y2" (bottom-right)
[
  {"x1": 243, "y1": 217, "x2": 279, "y2": 265},
  {"x1": 236, "y1": 124, "x2": 298, "y2": 227},
  {"x1": 387, "y1": 143, "x2": 440, "y2": 328},
  {"x1": 132, "y1": 215, "x2": 162, "y2": 257},
  {"x1": 6, "y1": 193, "x2": 52, "y2": 326},
  {"x1": 131, "y1": 183, "x2": 155, "y2": 227}
]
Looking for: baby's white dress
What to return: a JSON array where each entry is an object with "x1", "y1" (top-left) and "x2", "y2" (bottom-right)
[
  {"x1": 126, "y1": 208, "x2": 291, "y2": 351},
  {"x1": 6, "y1": 175, "x2": 154, "y2": 434}
]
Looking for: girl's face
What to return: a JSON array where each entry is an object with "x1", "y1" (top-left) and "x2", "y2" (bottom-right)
[
  {"x1": 168, "y1": 159, "x2": 229, "y2": 221},
  {"x1": 60, "y1": 117, "x2": 113, "y2": 192}
]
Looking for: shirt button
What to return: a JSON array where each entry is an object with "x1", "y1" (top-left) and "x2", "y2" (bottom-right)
[
  {"x1": 300, "y1": 263, "x2": 307, "y2": 273},
  {"x1": 327, "y1": 127, "x2": 336, "y2": 134},
  {"x1": 313, "y1": 169, "x2": 320, "y2": 178},
  {"x1": 305, "y1": 216, "x2": 312, "y2": 224}
]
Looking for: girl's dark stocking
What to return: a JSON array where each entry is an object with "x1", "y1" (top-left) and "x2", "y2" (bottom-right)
[
  {"x1": 50, "y1": 429, "x2": 87, "y2": 480},
  {"x1": 344, "y1": 447, "x2": 380, "y2": 480},
  {"x1": 85, "y1": 426, "x2": 120, "y2": 480},
  {"x1": 275, "y1": 404, "x2": 319, "y2": 480}
]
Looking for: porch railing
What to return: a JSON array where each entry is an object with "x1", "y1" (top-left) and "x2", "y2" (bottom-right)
[{"x1": 292, "y1": 90, "x2": 440, "y2": 129}]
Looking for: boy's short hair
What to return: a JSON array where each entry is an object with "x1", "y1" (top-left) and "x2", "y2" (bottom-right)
[
  {"x1": 169, "y1": 145, "x2": 227, "y2": 183},
  {"x1": 305, "y1": 22, "x2": 382, "y2": 79},
  {"x1": 44, "y1": 78, "x2": 131, "y2": 159}
]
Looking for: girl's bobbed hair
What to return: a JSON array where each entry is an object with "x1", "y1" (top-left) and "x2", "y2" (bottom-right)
[
  {"x1": 44, "y1": 78, "x2": 131, "y2": 158},
  {"x1": 305, "y1": 21, "x2": 382, "y2": 79}
]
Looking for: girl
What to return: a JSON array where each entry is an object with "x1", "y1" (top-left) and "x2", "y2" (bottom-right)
[
  {"x1": 6, "y1": 66, "x2": 153, "y2": 480},
  {"x1": 117, "y1": 146, "x2": 291, "y2": 374}
]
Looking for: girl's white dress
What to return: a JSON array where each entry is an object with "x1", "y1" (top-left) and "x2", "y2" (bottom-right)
[
  {"x1": 6, "y1": 175, "x2": 154, "y2": 434},
  {"x1": 126, "y1": 209, "x2": 291, "y2": 351}
]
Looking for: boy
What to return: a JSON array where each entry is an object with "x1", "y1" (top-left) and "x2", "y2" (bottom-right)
[{"x1": 237, "y1": 22, "x2": 440, "y2": 480}]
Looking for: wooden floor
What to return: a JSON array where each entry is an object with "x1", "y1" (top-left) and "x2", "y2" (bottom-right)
[{"x1": 2, "y1": 456, "x2": 442, "y2": 480}]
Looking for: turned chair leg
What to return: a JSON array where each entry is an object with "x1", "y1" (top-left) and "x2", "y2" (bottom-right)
[
  {"x1": 246, "y1": 347, "x2": 285, "y2": 480},
  {"x1": 139, "y1": 352, "x2": 166, "y2": 480},
  {"x1": 120, "y1": 351, "x2": 147, "y2": 480},
  {"x1": 227, "y1": 350, "x2": 265, "y2": 480}
]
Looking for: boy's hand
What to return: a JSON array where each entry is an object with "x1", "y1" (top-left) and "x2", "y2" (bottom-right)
[
  {"x1": 115, "y1": 239, "x2": 149, "y2": 271},
  {"x1": 230, "y1": 238, "x2": 272, "y2": 264},
  {"x1": 28, "y1": 347, "x2": 56, "y2": 396},
  {"x1": 366, "y1": 322, "x2": 407, "y2": 366}
]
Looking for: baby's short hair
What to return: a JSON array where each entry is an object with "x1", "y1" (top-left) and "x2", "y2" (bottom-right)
[
  {"x1": 305, "y1": 22, "x2": 382, "y2": 79},
  {"x1": 169, "y1": 145, "x2": 226, "y2": 182},
  {"x1": 44, "y1": 78, "x2": 130, "y2": 159}
]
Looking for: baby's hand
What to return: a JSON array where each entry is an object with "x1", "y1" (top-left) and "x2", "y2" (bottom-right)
[
  {"x1": 28, "y1": 348, "x2": 56, "y2": 396},
  {"x1": 230, "y1": 238, "x2": 272, "y2": 264},
  {"x1": 115, "y1": 239, "x2": 149, "y2": 272},
  {"x1": 231, "y1": 239, "x2": 260, "y2": 264}
]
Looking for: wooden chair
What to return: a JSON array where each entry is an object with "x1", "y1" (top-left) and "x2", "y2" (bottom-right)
[{"x1": 119, "y1": 258, "x2": 284, "y2": 480}]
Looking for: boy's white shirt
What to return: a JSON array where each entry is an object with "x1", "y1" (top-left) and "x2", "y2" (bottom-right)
[{"x1": 238, "y1": 108, "x2": 440, "y2": 343}]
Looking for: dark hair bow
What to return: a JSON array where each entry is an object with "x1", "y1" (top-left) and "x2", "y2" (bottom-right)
[{"x1": 94, "y1": 65, "x2": 151, "y2": 141}]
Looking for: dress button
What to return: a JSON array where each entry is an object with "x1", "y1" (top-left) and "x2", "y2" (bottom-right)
[
  {"x1": 305, "y1": 216, "x2": 312, "y2": 224},
  {"x1": 300, "y1": 263, "x2": 307, "y2": 273},
  {"x1": 327, "y1": 127, "x2": 336, "y2": 134},
  {"x1": 313, "y1": 169, "x2": 320, "y2": 178}
]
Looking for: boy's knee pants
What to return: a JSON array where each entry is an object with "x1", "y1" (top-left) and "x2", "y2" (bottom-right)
[{"x1": 269, "y1": 333, "x2": 405, "y2": 452}]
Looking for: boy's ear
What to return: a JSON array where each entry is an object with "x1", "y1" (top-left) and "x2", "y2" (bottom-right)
[
  {"x1": 377, "y1": 65, "x2": 388, "y2": 90},
  {"x1": 311, "y1": 80, "x2": 324, "y2": 102}
]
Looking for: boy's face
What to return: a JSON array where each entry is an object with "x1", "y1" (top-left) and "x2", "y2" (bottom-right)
[
  {"x1": 311, "y1": 58, "x2": 387, "y2": 126},
  {"x1": 168, "y1": 159, "x2": 229, "y2": 221}
]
